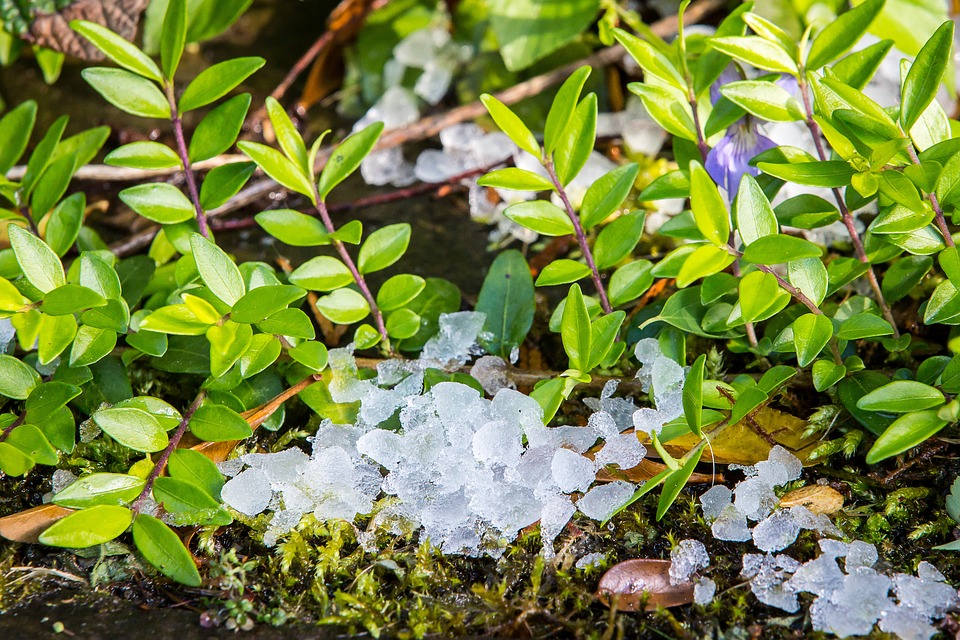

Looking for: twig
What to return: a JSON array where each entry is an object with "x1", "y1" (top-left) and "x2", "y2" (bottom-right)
[
  {"x1": 131, "y1": 392, "x2": 206, "y2": 513},
  {"x1": 908, "y1": 145, "x2": 954, "y2": 248},
  {"x1": 166, "y1": 84, "x2": 210, "y2": 238},
  {"x1": 544, "y1": 159, "x2": 612, "y2": 313}
]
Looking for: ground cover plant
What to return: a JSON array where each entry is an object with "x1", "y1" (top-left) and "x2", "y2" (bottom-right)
[{"x1": 1, "y1": 0, "x2": 960, "y2": 637}]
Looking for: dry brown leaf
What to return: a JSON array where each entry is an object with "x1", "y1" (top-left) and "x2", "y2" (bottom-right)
[
  {"x1": 0, "y1": 503, "x2": 75, "y2": 544},
  {"x1": 597, "y1": 559, "x2": 694, "y2": 611},
  {"x1": 593, "y1": 457, "x2": 719, "y2": 485},
  {"x1": 779, "y1": 485, "x2": 844, "y2": 514},
  {"x1": 654, "y1": 406, "x2": 819, "y2": 465},
  {"x1": 29, "y1": 0, "x2": 149, "y2": 60}
]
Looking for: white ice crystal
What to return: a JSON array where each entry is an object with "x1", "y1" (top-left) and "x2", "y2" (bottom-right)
[{"x1": 669, "y1": 539, "x2": 710, "y2": 585}]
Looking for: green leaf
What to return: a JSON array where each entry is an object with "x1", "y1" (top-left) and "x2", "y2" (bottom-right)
[
  {"x1": 0, "y1": 355, "x2": 40, "y2": 400},
  {"x1": 237, "y1": 141, "x2": 314, "y2": 198},
  {"x1": 628, "y1": 83, "x2": 697, "y2": 140},
  {"x1": 608, "y1": 260, "x2": 653, "y2": 307},
  {"x1": 385, "y1": 309, "x2": 420, "y2": 339},
  {"x1": 709, "y1": 36, "x2": 798, "y2": 74},
  {"x1": 793, "y1": 313, "x2": 834, "y2": 367},
  {"x1": 544, "y1": 66, "x2": 592, "y2": 154},
  {"x1": 119, "y1": 183, "x2": 195, "y2": 224},
  {"x1": 189, "y1": 94, "x2": 250, "y2": 163},
  {"x1": 683, "y1": 354, "x2": 706, "y2": 437},
  {"x1": 106, "y1": 141, "x2": 181, "y2": 170},
  {"x1": 476, "y1": 250, "x2": 535, "y2": 358},
  {"x1": 900, "y1": 20, "x2": 954, "y2": 131},
  {"x1": 266, "y1": 97, "x2": 308, "y2": 174},
  {"x1": 719, "y1": 80, "x2": 805, "y2": 122},
  {"x1": 0, "y1": 441, "x2": 33, "y2": 476},
  {"x1": 254, "y1": 209, "x2": 329, "y2": 246},
  {"x1": 239, "y1": 333, "x2": 280, "y2": 378},
  {"x1": 689, "y1": 161, "x2": 729, "y2": 246},
  {"x1": 787, "y1": 258, "x2": 828, "y2": 307},
  {"x1": 22, "y1": 116, "x2": 67, "y2": 199},
  {"x1": 45, "y1": 193, "x2": 85, "y2": 257},
  {"x1": 614, "y1": 29, "x2": 684, "y2": 86},
  {"x1": 883, "y1": 255, "x2": 933, "y2": 302},
  {"x1": 133, "y1": 513, "x2": 201, "y2": 586},
  {"x1": 805, "y1": 0, "x2": 885, "y2": 70},
  {"x1": 94, "y1": 407, "x2": 168, "y2": 452},
  {"x1": 554, "y1": 93, "x2": 597, "y2": 185},
  {"x1": 580, "y1": 163, "x2": 640, "y2": 230},
  {"x1": 676, "y1": 244, "x2": 735, "y2": 288},
  {"x1": 199, "y1": 162, "x2": 255, "y2": 210},
  {"x1": 396, "y1": 278, "x2": 461, "y2": 351},
  {"x1": 757, "y1": 161, "x2": 856, "y2": 187},
  {"x1": 317, "y1": 122, "x2": 384, "y2": 200},
  {"x1": 38, "y1": 504, "x2": 132, "y2": 548},
  {"x1": 6, "y1": 424, "x2": 56, "y2": 465},
  {"x1": 70, "y1": 325, "x2": 117, "y2": 367},
  {"x1": 42, "y1": 284, "x2": 106, "y2": 316},
  {"x1": 479, "y1": 94, "x2": 539, "y2": 156},
  {"x1": 152, "y1": 477, "x2": 229, "y2": 524},
  {"x1": 315, "y1": 288, "x2": 370, "y2": 324},
  {"x1": 0, "y1": 101, "x2": 37, "y2": 174},
  {"x1": 357, "y1": 223, "x2": 410, "y2": 274},
  {"x1": 587, "y1": 310, "x2": 624, "y2": 370},
  {"x1": 857, "y1": 380, "x2": 944, "y2": 412},
  {"x1": 488, "y1": 0, "x2": 600, "y2": 71},
  {"x1": 289, "y1": 340, "x2": 328, "y2": 371},
  {"x1": 833, "y1": 39, "x2": 895, "y2": 91},
  {"x1": 866, "y1": 409, "x2": 948, "y2": 463},
  {"x1": 140, "y1": 303, "x2": 213, "y2": 335},
  {"x1": 189, "y1": 403, "x2": 252, "y2": 441},
  {"x1": 190, "y1": 233, "x2": 244, "y2": 306},
  {"x1": 593, "y1": 211, "x2": 645, "y2": 270},
  {"x1": 31, "y1": 151, "x2": 76, "y2": 219},
  {"x1": 206, "y1": 321, "x2": 252, "y2": 378},
  {"x1": 836, "y1": 312, "x2": 894, "y2": 340},
  {"x1": 159, "y1": 0, "x2": 186, "y2": 79},
  {"x1": 812, "y1": 360, "x2": 846, "y2": 392},
  {"x1": 256, "y1": 307, "x2": 316, "y2": 338},
  {"x1": 53, "y1": 473, "x2": 143, "y2": 508},
  {"x1": 536, "y1": 259, "x2": 592, "y2": 286},
  {"x1": 741, "y1": 234, "x2": 823, "y2": 264},
  {"x1": 734, "y1": 174, "x2": 778, "y2": 244},
  {"x1": 26, "y1": 381, "x2": 81, "y2": 424},
  {"x1": 178, "y1": 57, "x2": 265, "y2": 112},
  {"x1": 71, "y1": 20, "x2": 163, "y2": 82},
  {"x1": 504, "y1": 200, "x2": 574, "y2": 236},
  {"x1": 168, "y1": 449, "x2": 224, "y2": 499},
  {"x1": 82, "y1": 68, "x2": 170, "y2": 118},
  {"x1": 739, "y1": 270, "x2": 781, "y2": 323},
  {"x1": 9, "y1": 225, "x2": 64, "y2": 293},
  {"x1": 656, "y1": 447, "x2": 704, "y2": 520},
  {"x1": 477, "y1": 168, "x2": 554, "y2": 192},
  {"x1": 560, "y1": 284, "x2": 591, "y2": 372},
  {"x1": 288, "y1": 256, "x2": 353, "y2": 291},
  {"x1": 376, "y1": 274, "x2": 426, "y2": 311},
  {"x1": 230, "y1": 285, "x2": 305, "y2": 324}
]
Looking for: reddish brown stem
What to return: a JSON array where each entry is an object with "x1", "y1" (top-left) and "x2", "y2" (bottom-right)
[
  {"x1": 797, "y1": 77, "x2": 898, "y2": 338},
  {"x1": 131, "y1": 392, "x2": 205, "y2": 514},
  {"x1": 544, "y1": 161, "x2": 612, "y2": 314},
  {"x1": 166, "y1": 84, "x2": 210, "y2": 238},
  {"x1": 311, "y1": 191, "x2": 389, "y2": 344},
  {"x1": 907, "y1": 145, "x2": 955, "y2": 248}
]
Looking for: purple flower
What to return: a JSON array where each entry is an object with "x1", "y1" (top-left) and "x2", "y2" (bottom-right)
[{"x1": 705, "y1": 119, "x2": 777, "y2": 194}]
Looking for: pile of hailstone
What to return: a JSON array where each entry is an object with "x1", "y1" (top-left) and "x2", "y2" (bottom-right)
[
  {"x1": 220, "y1": 315, "x2": 690, "y2": 554},
  {"x1": 658, "y1": 445, "x2": 958, "y2": 639}
]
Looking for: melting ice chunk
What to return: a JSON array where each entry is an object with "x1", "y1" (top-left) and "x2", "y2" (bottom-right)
[
  {"x1": 669, "y1": 539, "x2": 710, "y2": 584},
  {"x1": 576, "y1": 481, "x2": 635, "y2": 521},
  {"x1": 221, "y1": 468, "x2": 272, "y2": 516}
]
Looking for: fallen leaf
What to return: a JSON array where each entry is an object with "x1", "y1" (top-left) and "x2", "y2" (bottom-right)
[
  {"x1": 593, "y1": 457, "x2": 720, "y2": 485},
  {"x1": 654, "y1": 407, "x2": 819, "y2": 465},
  {"x1": 0, "y1": 503, "x2": 75, "y2": 543},
  {"x1": 189, "y1": 374, "x2": 321, "y2": 463},
  {"x1": 597, "y1": 559, "x2": 694, "y2": 611},
  {"x1": 29, "y1": 0, "x2": 149, "y2": 60},
  {"x1": 779, "y1": 485, "x2": 844, "y2": 514}
]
